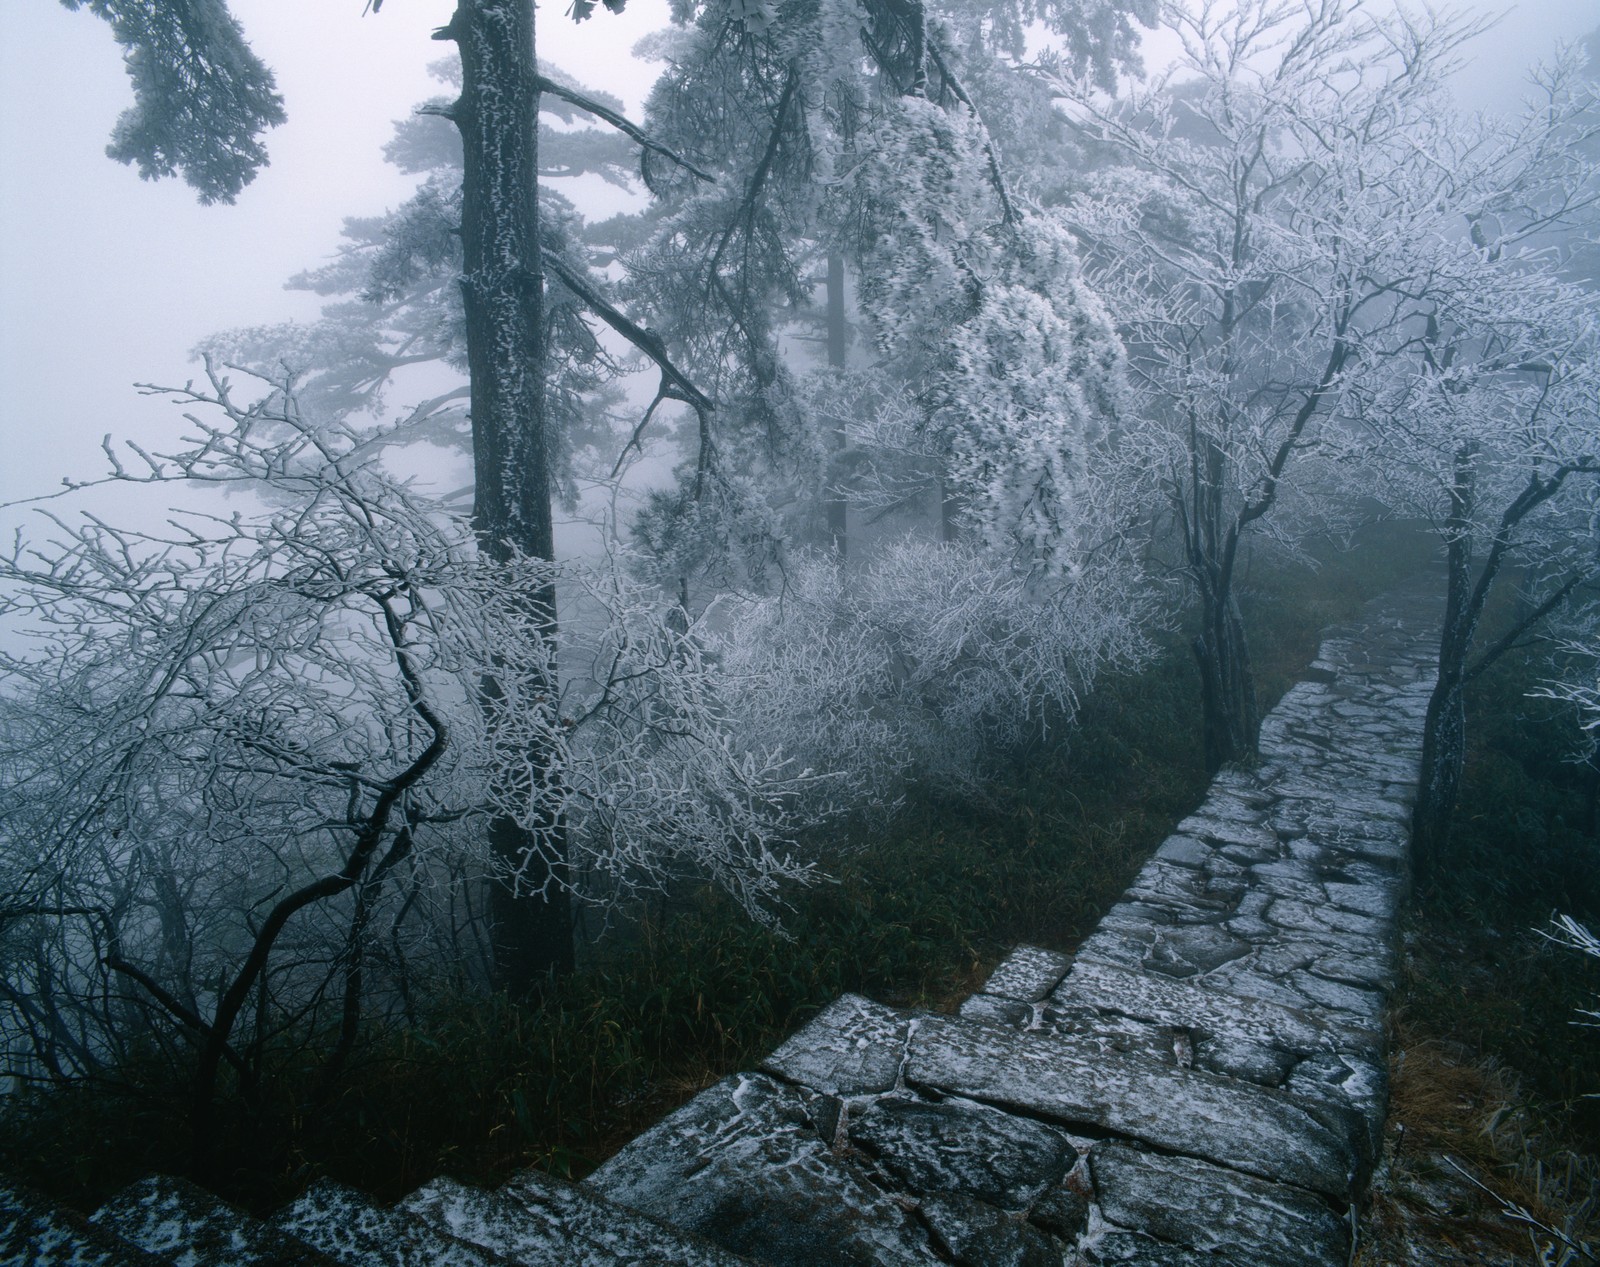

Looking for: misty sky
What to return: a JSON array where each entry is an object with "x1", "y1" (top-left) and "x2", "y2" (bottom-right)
[{"x1": 2, "y1": 0, "x2": 1596, "y2": 510}]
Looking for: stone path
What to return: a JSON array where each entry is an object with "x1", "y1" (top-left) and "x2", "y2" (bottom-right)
[{"x1": 1, "y1": 584, "x2": 1441, "y2": 1267}]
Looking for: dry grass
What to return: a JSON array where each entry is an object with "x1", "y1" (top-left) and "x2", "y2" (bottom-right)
[{"x1": 1359, "y1": 1004, "x2": 1600, "y2": 1265}]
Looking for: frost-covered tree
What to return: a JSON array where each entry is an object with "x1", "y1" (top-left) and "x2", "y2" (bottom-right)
[
  {"x1": 712, "y1": 537, "x2": 1154, "y2": 804},
  {"x1": 1335, "y1": 44, "x2": 1600, "y2": 882},
  {"x1": 62, "y1": 0, "x2": 718, "y2": 988},
  {"x1": 625, "y1": 0, "x2": 1147, "y2": 590},
  {"x1": 1050, "y1": 0, "x2": 1523, "y2": 773},
  {"x1": 0, "y1": 368, "x2": 821, "y2": 1153},
  {"x1": 61, "y1": 0, "x2": 286, "y2": 203}
]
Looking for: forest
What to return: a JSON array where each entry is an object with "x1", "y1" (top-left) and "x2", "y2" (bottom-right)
[{"x1": 1, "y1": 0, "x2": 1598, "y2": 1260}]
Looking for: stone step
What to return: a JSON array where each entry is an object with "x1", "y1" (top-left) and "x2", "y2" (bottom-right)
[
  {"x1": 397, "y1": 1170, "x2": 758, "y2": 1267},
  {"x1": 91, "y1": 1176, "x2": 334, "y2": 1266},
  {"x1": 905, "y1": 1011, "x2": 1363, "y2": 1200},
  {"x1": 1088, "y1": 1140, "x2": 1349, "y2": 1266},
  {"x1": 1, "y1": 1180, "x2": 166, "y2": 1267},
  {"x1": 270, "y1": 1179, "x2": 520, "y2": 1267},
  {"x1": 587, "y1": 1072, "x2": 944, "y2": 1266}
]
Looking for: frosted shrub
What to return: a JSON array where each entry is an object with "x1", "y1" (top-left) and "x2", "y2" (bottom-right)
[
  {"x1": 0, "y1": 366, "x2": 823, "y2": 1094},
  {"x1": 711, "y1": 537, "x2": 1154, "y2": 808}
]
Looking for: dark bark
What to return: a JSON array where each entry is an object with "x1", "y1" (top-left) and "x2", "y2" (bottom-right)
[
  {"x1": 1192, "y1": 588, "x2": 1259, "y2": 774},
  {"x1": 1413, "y1": 485, "x2": 1474, "y2": 886},
  {"x1": 1180, "y1": 426, "x2": 1260, "y2": 774},
  {"x1": 1410, "y1": 445, "x2": 1596, "y2": 885},
  {"x1": 825, "y1": 251, "x2": 848, "y2": 558},
  {"x1": 439, "y1": 0, "x2": 573, "y2": 990}
]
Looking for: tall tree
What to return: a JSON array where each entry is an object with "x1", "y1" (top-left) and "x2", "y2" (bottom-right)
[
  {"x1": 626, "y1": 0, "x2": 1147, "y2": 593},
  {"x1": 421, "y1": 0, "x2": 569, "y2": 984},
  {"x1": 64, "y1": 0, "x2": 708, "y2": 989},
  {"x1": 1052, "y1": 0, "x2": 1488, "y2": 772},
  {"x1": 1353, "y1": 49, "x2": 1600, "y2": 882}
]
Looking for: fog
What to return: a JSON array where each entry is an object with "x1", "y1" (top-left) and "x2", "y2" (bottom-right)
[{"x1": 0, "y1": 0, "x2": 1594, "y2": 509}]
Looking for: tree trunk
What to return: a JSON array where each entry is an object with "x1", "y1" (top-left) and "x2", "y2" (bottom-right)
[
  {"x1": 1192, "y1": 587, "x2": 1259, "y2": 774},
  {"x1": 442, "y1": 0, "x2": 573, "y2": 989},
  {"x1": 1185, "y1": 429, "x2": 1259, "y2": 774},
  {"x1": 1412, "y1": 669, "x2": 1465, "y2": 888},
  {"x1": 1411, "y1": 466, "x2": 1477, "y2": 889},
  {"x1": 824, "y1": 251, "x2": 848, "y2": 558}
]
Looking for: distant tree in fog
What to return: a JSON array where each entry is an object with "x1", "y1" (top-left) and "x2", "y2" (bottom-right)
[{"x1": 61, "y1": 0, "x2": 285, "y2": 203}]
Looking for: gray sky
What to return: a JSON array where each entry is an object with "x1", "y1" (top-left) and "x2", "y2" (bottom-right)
[
  {"x1": 1, "y1": 0, "x2": 1596, "y2": 509},
  {"x1": 0, "y1": 0, "x2": 669, "y2": 507}
]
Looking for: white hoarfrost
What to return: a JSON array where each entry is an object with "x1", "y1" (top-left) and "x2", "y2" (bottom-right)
[
  {"x1": 0, "y1": 365, "x2": 825, "y2": 1084},
  {"x1": 710, "y1": 536, "x2": 1154, "y2": 806}
]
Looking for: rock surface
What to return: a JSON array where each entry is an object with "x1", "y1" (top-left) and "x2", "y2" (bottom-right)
[{"x1": 587, "y1": 582, "x2": 1439, "y2": 1265}]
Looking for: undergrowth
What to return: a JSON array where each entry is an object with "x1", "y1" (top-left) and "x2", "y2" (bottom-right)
[
  {"x1": 1363, "y1": 640, "x2": 1600, "y2": 1264},
  {"x1": 1, "y1": 523, "x2": 1442, "y2": 1214}
]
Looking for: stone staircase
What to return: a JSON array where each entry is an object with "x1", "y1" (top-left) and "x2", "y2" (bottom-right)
[{"x1": 1, "y1": 583, "x2": 1440, "y2": 1266}]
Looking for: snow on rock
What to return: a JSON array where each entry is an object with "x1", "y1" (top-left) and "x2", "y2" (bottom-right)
[
  {"x1": 1051, "y1": 959, "x2": 1377, "y2": 1058},
  {"x1": 271, "y1": 1180, "x2": 514, "y2": 1267},
  {"x1": 915, "y1": 1192, "x2": 1061, "y2": 1267},
  {"x1": 1089, "y1": 1141, "x2": 1349, "y2": 1266},
  {"x1": 398, "y1": 1171, "x2": 752, "y2": 1267},
  {"x1": 90, "y1": 1176, "x2": 332, "y2": 1266},
  {"x1": 847, "y1": 1093, "x2": 1076, "y2": 1210},
  {"x1": 904, "y1": 1011, "x2": 1360, "y2": 1198},
  {"x1": 587, "y1": 1074, "x2": 937, "y2": 1265},
  {"x1": 972, "y1": 946, "x2": 1074, "y2": 1003},
  {"x1": 758, "y1": 994, "x2": 910, "y2": 1096},
  {"x1": 0, "y1": 1181, "x2": 166, "y2": 1267}
]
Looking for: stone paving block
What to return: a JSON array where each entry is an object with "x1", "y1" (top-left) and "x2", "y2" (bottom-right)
[
  {"x1": 1, "y1": 1181, "x2": 166, "y2": 1267},
  {"x1": 272, "y1": 1180, "x2": 516, "y2": 1267},
  {"x1": 905, "y1": 1013, "x2": 1360, "y2": 1198},
  {"x1": 1050, "y1": 959, "x2": 1377, "y2": 1057},
  {"x1": 760, "y1": 993, "x2": 910, "y2": 1096},
  {"x1": 1325, "y1": 878, "x2": 1398, "y2": 917},
  {"x1": 1287, "y1": 1052, "x2": 1389, "y2": 1161},
  {"x1": 1265, "y1": 897, "x2": 1393, "y2": 942},
  {"x1": 1290, "y1": 969, "x2": 1386, "y2": 1022},
  {"x1": 848, "y1": 1093, "x2": 1076, "y2": 1210},
  {"x1": 957, "y1": 993, "x2": 1032, "y2": 1028},
  {"x1": 1125, "y1": 861, "x2": 1245, "y2": 914},
  {"x1": 1194, "y1": 1034, "x2": 1296, "y2": 1086},
  {"x1": 1150, "y1": 835, "x2": 1215, "y2": 869},
  {"x1": 1089, "y1": 1141, "x2": 1349, "y2": 1267},
  {"x1": 916, "y1": 1193, "x2": 1061, "y2": 1267},
  {"x1": 1032, "y1": 1001, "x2": 1178, "y2": 1063},
  {"x1": 1025, "y1": 1164, "x2": 1092, "y2": 1241},
  {"x1": 92, "y1": 1177, "x2": 332, "y2": 1266},
  {"x1": 1083, "y1": 1230, "x2": 1249, "y2": 1265},
  {"x1": 1198, "y1": 963, "x2": 1328, "y2": 1013},
  {"x1": 400, "y1": 1170, "x2": 754, "y2": 1267},
  {"x1": 976, "y1": 946, "x2": 1073, "y2": 1003},
  {"x1": 1173, "y1": 815, "x2": 1281, "y2": 855},
  {"x1": 1310, "y1": 947, "x2": 1396, "y2": 993},
  {"x1": 587, "y1": 1074, "x2": 937, "y2": 1265}
]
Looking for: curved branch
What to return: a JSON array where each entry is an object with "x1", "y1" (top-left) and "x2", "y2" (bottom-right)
[
  {"x1": 541, "y1": 248, "x2": 715, "y2": 418},
  {"x1": 534, "y1": 75, "x2": 716, "y2": 184}
]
